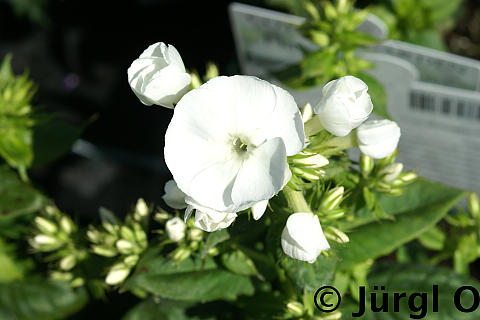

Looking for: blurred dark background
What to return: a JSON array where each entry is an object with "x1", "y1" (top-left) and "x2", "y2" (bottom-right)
[{"x1": 1, "y1": 0, "x2": 479, "y2": 219}]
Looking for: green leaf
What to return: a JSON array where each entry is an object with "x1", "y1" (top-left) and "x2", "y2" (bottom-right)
[
  {"x1": 340, "y1": 179, "x2": 464, "y2": 230},
  {"x1": 281, "y1": 254, "x2": 337, "y2": 292},
  {"x1": 301, "y1": 50, "x2": 336, "y2": 79},
  {"x1": 127, "y1": 253, "x2": 254, "y2": 302},
  {"x1": 0, "y1": 166, "x2": 44, "y2": 222},
  {"x1": 0, "y1": 279, "x2": 87, "y2": 320},
  {"x1": 336, "y1": 181, "x2": 466, "y2": 269},
  {"x1": 32, "y1": 117, "x2": 84, "y2": 167},
  {"x1": 221, "y1": 250, "x2": 258, "y2": 277},
  {"x1": 123, "y1": 299, "x2": 198, "y2": 320},
  {"x1": 0, "y1": 239, "x2": 26, "y2": 282},
  {"x1": 454, "y1": 233, "x2": 479, "y2": 274},
  {"x1": 417, "y1": 225, "x2": 446, "y2": 251},
  {"x1": 356, "y1": 73, "x2": 390, "y2": 119},
  {"x1": 0, "y1": 117, "x2": 33, "y2": 170}
]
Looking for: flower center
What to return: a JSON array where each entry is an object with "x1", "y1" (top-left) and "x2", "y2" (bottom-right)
[{"x1": 233, "y1": 137, "x2": 249, "y2": 153}]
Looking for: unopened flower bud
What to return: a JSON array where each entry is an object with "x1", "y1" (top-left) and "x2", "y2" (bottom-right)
[
  {"x1": 60, "y1": 216, "x2": 75, "y2": 234},
  {"x1": 173, "y1": 248, "x2": 191, "y2": 261},
  {"x1": 70, "y1": 277, "x2": 85, "y2": 288},
  {"x1": 188, "y1": 228, "x2": 203, "y2": 241},
  {"x1": 392, "y1": 172, "x2": 417, "y2": 186},
  {"x1": 60, "y1": 255, "x2": 77, "y2": 271},
  {"x1": 34, "y1": 217, "x2": 57, "y2": 234},
  {"x1": 292, "y1": 152, "x2": 329, "y2": 169},
  {"x1": 360, "y1": 154, "x2": 374, "y2": 177},
  {"x1": 325, "y1": 226, "x2": 349, "y2": 244},
  {"x1": 106, "y1": 263, "x2": 131, "y2": 285},
  {"x1": 124, "y1": 255, "x2": 139, "y2": 267},
  {"x1": 378, "y1": 163, "x2": 403, "y2": 182},
  {"x1": 120, "y1": 226, "x2": 136, "y2": 243},
  {"x1": 321, "y1": 186, "x2": 344, "y2": 211},
  {"x1": 92, "y1": 245, "x2": 117, "y2": 257},
  {"x1": 116, "y1": 239, "x2": 135, "y2": 254},
  {"x1": 205, "y1": 62, "x2": 219, "y2": 80},
  {"x1": 135, "y1": 198, "x2": 149, "y2": 218},
  {"x1": 292, "y1": 167, "x2": 321, "y2": 181},
  {"x1": 286, "y1": 301, "x2": 304, "y2": 317},
  {"x1": 154, "y1": 212, "x2": 170, "y2": 222},
  {"x1": 166, "y1": 217, "x2": 186, "y2": 242},
  {"x1": 190, "y1": 72, "x2": 202, "y2": 89},
  {"x1": 208, "y1": 247, "x2": 219, "y2": 256},
  {"x1": 468, "y1": 193, "x2": 480, "y2": 219},
  {"x1": 45, "y1": 205, "x2": 56, "y2": 216}
]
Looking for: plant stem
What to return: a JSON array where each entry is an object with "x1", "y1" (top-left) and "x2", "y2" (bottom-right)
[
  {"x1": 283, "y1": 186, "x2": 312, "y2": 213},
  {"x1": 321, "y1": 131, "x2": 357, "y2": 156}
]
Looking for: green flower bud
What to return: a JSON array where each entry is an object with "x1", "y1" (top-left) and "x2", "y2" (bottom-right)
[
  {"x1": 92, "y1": 245, "x2": 117, "y2": 257},
  {"x1": 378, "y1": 163, "x2": 403, "y2": 182},
  {"x1": 154, "y1": 212, "x2": 170, "y2": 222},
  {"x1": 286, "y1": 301, "x2": 304, "y2": 317},
  {"x1": 70, "y1": 277, "x2": 85, "y2": 288},
  {"x1": 120, "y1": 226, "x2": 136, "y2": 243},
  {"x1": 469, "y1": 193, "x2": 480, "y2": 219},
  {"x1": 124, "y1": 255, "x2": 139, "y2": 267},
  {"x1": 172, "y1": 248, "x2": 191, "y2": 262},
  {"x1": 360, "y1": 154, "x2": 374, "y2": 177},
  {"x1": 321, "y1": 186, "x2": 344, "y2": 212},
  {"x1": 105, "y1": 263, "x2": 131, "y2": 285},
  {"x1": 190, "y1": 72, "x2": 202, "y2": 89},
  {"x1": 59, "y1": 254, "x2": 77, "y2": 271},
  {"x1": 205, "y1": 62, "x2": 219, "y2": 80},
  {"x1": 188, "y1": 228, "x2": 203, "y2": 241},
  {"x1": 302, "y1": 103, "x2": 314, "y2": 123},
  {"x1": 116, "y1": 239, "x2": 135, "y2": 254},
  {"x1": 60, "y1": 216, "x2": 75, "y2": 234},
  {"x1": 134, "y1": 198, "x2": 149, "y2": 221},
  {"x1": 34, "y1": 217, "x2": 58, "y2": 234}
]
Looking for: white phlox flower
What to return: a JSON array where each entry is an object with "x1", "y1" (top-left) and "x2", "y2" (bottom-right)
[{"x1": 164, "y1": 75, "x2": 305, "y2": 230}]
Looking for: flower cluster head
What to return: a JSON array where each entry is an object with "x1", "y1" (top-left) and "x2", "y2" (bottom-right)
[{"x1": 129, "y1": 42, "x2": 405, "y2": 265}]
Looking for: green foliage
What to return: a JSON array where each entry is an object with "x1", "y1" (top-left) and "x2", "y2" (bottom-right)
[
  {"x1": 336, "y1": 180, "x2": 466, "y2": 269},
  {"x1": 123, "y1": 299, "x2": 199, "y2": 320},
  {"x1": 0, "y1": 278, "x2": 87, "y2": 320},
  {"x1": 370, "y1": 0, "x2": 463, "y2": 50},
  {"x1": 0, "y1": 165, "x2": 44, "y2": 226},
  {"x1": 126, "y1": 252, "x2": 254, "y2": 302},
  {"x1": 0, "y1": 55, "x2": 36, "y2": 178}
]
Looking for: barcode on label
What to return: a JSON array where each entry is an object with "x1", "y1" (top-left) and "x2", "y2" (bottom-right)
[{"x1": 409, "y1": 90, "x2": 480, "y2": 120}]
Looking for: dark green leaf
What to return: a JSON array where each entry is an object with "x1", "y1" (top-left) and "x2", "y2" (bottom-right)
[
  {"x1": 221, "y1": 250, "x2": 258, "y2": 277},
  {"x1": 0, "y1": 278, "x2": 87, "y2": 320},
  {"x1": 336, "y1": 181, "x2": 466, "y2": 269},
  {"x1": 32, "y1": 117, "x2": 84, "y2": 167},
  {"x1": 201, "y1": 229, "x2": 229, "y2": 258},
  {"x1": 0, "y1": 166, "x2": 44, "y2": 221}
]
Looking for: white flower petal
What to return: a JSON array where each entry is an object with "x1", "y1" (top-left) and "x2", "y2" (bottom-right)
[
  {"x1": 251, "y1": 200, "x2": 268, "y2": 220},
  {"x1": 165, "y1": 75, "x2": 304, "y2": 214},
  {"x1": 231, "y1": 137, "x2": 287, "y2": 207},
  {"x1": 194, "y1": 207, "x2": 237, "y2": 232},
  {"x1": 162, "y1": 180, "x2": 187, "y2": 209}
]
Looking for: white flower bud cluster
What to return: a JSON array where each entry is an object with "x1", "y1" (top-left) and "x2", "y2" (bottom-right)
[
  {"x1": 29, "y1": 205, "x2": 85, "y2": 287},
  {"x1": 87, "y1": 200, "x2": 151, "y2": 286}
]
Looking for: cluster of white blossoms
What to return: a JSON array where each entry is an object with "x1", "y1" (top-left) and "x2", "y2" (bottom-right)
[{"x1": 128, "y1": 42, "x2": 401, "y2": 264}]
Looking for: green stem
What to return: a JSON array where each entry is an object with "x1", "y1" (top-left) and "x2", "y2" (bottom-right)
[
  {"x1": 283, "y1": 186, "x2": 312, "y2": 213},
  {"x1": 321, "y1": 131, "x2": 358, "y2": 156},
  {"x1": 304, "y1": 116, "x2": 323, "y2": 137}
]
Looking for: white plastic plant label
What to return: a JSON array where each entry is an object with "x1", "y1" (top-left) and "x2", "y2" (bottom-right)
[{"x1": 229, "y1": 2, "x2": 480, "y2": 195}]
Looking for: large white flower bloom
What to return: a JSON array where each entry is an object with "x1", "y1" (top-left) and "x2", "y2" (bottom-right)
[
  {"x1": 281, "y1": 212, "x2": 330, "y2": 263},
  {"x1": 165, "y1": 217, "x2": 186, "y2": 242},
  {"x1": 128, "y1": 42, "x2": 191, "y2": 108},
  {"x1": 164, "y1": 75, "x2": 305, "y2": 215},
  {"x1": 357, "y1": 119, "x2": 401, "y2": 159},
  {"x1": 314, "y1": 76, "x2": 373, "y2": 136},
  {"x1": 162, "y1": 179, "x2": 187, "y2": 209}
]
